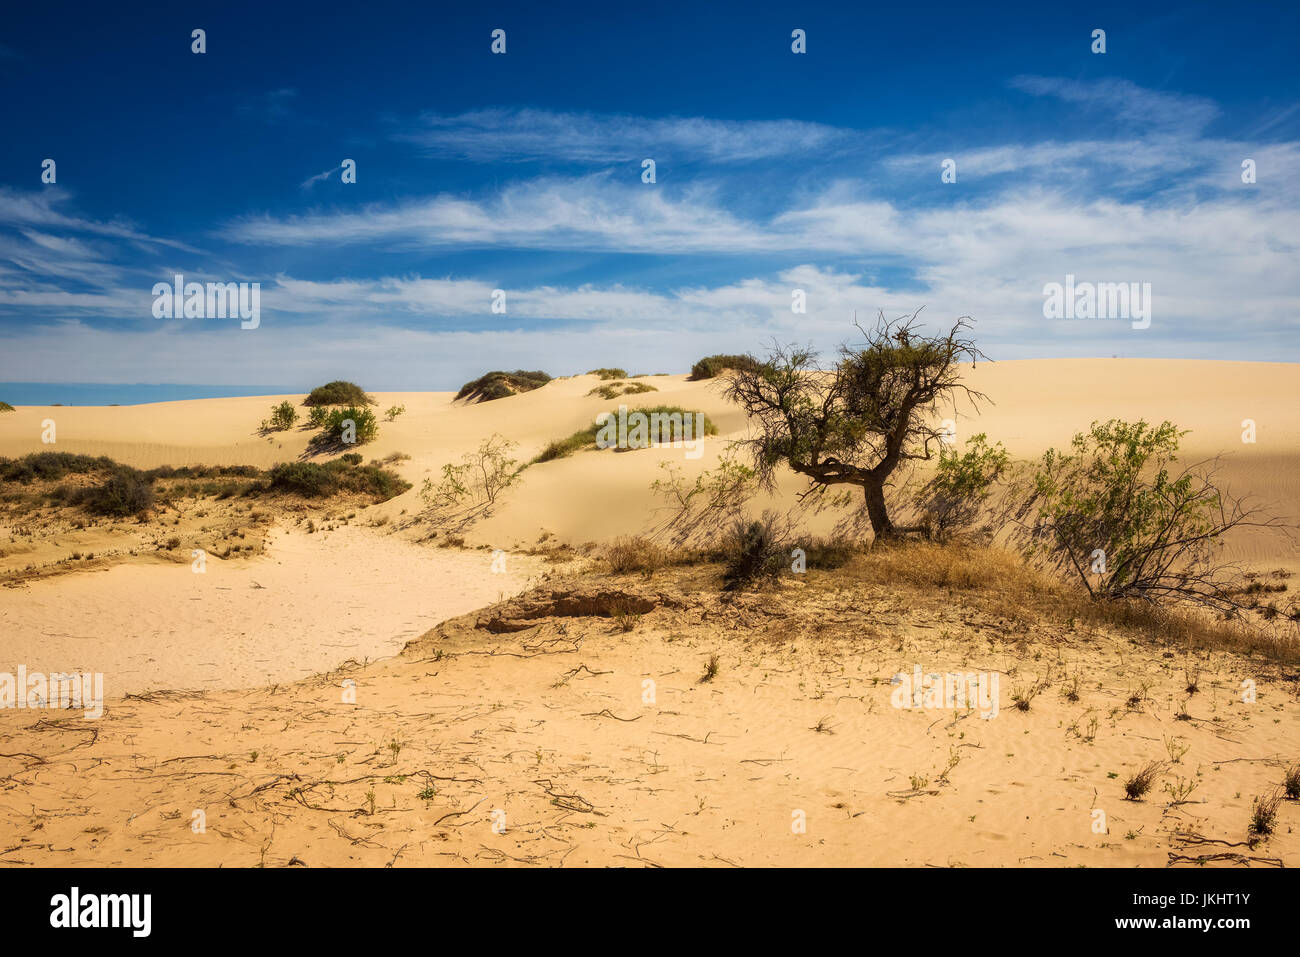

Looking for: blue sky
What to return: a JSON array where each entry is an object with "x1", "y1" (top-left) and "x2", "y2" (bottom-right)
[{"x1": 1, "y1": 0, "x2": 1298, "y2": 398}]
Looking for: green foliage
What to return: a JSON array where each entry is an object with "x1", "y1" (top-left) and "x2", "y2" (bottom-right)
[
  {"x1": 421, "y1": 435, "x2": 520, "y2": 508},
  {"x1": 74, "y1": 469, "x2": 156, "y2": 517},
  {"x1": 0, "y1": 401, "x2": 13, "y2": 412},
  {"x1": 385, "y1": 404, "x2": 406, "y2": 421},
  {"x1": 587, "y1": 381, "x2": 657, "y2": 400},
  {"x1": 1012, "y1": 419, "x2": 1255, "y2": 608},
  {"x1": 267, "y1": 460, "x2": 410, "y2": 502},
  {"x1": 534, "y1": 406, "x2": 717, "y2": 464},
  {"x1": 914, "y1": 433, "x2": 1009, "y2": 541},
  {"x1": 455, "y1": 370, "x2": 551, "y2": 403},
  {"x1": 0, "y1": 452, "x2": 118, "y2": 483},
  {"x1": 267, "y1": 400, "x2": 298, "y2": 431},
  {"x1": 303, "y1": 380, "x2": 374, "y2": 407},
  {"x1": 587, "y1": 368, "x2": 627, "y2": 380},
  {"x1": 307, "y1": 406, "x2": 328, "y2": 428},
  {"x1": 319, "y1": 406, "x2": 379, "y2": 446},
  {"x1": 689, "y1": 354, "x2": 760, "y2": 380}
]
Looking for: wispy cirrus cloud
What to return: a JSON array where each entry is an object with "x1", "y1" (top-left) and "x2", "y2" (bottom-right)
[{"x1": 394, "y1": 108, "x2": 853, "y2": 164}]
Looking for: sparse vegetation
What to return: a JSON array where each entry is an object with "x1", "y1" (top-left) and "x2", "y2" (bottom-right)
[
  {"x1": 384, "y1": 404, "x2": 406, "y2": 421},
  {"x1": 1124, "y1": 761, "x2": 1166, "y2": 800},
  {"x1": 421, "y1": 434, "x2": 520, "y2": 509},
  {"x1": 587, "y1": 381, "x2": 657, "y2": 400},
  {"x1": 533, "y1": 406, "x2": 717, "y2": 464},
  {"x1": 721, "y1": 511, "x2": 788, "y2": 590},
  {"x1": 1283, "y1": 763, "x2": 1300, "y2": 800},
  {"x1": 1249, "y1": 790, "x2": 1282, "y2": 836},
  {"x1": 587, "y1": 368, "x2": 627, "y2": 380},
  {"x1": 0, "y1": 401, "x2": 14, "y2": 412},
  {"x1": 604, "y1": 536, "x2": 668, "y2": 576},
  {"x1": 699, "y1": 654, "x2": 720, "y2": 683}
]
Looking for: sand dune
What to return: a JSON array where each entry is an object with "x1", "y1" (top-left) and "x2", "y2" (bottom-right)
[{"x1": 0, "y1": 359, "x2": 1297, "y2": 868}]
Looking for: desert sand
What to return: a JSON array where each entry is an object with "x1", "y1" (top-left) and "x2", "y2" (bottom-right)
[{"x1": 0, "y1": 359, "x2": 1296, "y2": 867}]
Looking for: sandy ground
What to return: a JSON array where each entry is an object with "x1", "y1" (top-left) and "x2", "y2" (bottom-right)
[
  {"x1": 0, "y1": 565, "x2": 1295, "y2": 867},
  {"x1": 0, "y1": 525, "x2": 545, "y2": 695},
  {"x1": 0, "y1": 360, "x2": 1296, "y2": 867}
]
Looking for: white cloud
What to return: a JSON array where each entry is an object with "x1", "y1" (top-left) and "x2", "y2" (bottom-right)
[{"x1": 395, "y1": 108, "x2": 851, "y2": 164}]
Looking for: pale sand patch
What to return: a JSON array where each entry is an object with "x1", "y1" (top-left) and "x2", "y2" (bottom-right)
[{"x1": 0, "y1": 525, "x2": 544, "y2": 696}]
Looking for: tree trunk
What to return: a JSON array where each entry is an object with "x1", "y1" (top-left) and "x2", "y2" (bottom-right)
[{"x1": 863, "y1": 479, "x2": 895, "y2": 539}]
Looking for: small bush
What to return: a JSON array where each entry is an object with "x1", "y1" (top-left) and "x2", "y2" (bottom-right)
[
  {"x1": 455, "y1": 370, "x2": 551, "y2": 403},
  {"x1": 0, "y1": 401, "x2": 13, "y2": 412},
  {"x1": 534, "y1": 406, "x2": 717, "y2": 464},
  {"x1": 303, "y1": 380, "x2": 374, "y2": 407},
  {"x1": 605, "y1": 537, "x2": 668, "y2": 576},
  {"x1": 721, "y1": 512, "x2": 787, "y2": 590},
  {"x1": 587, "y1": 381, "x2": 657, "y2": 400},
  {"x1": 914, "y1": 433, "x2": 1008, "y2": 542},
  {"x1": 1123, "y1": 761, "x2": 1166, "y2": 800},
  {"x1": 340, "y1": 452, "x2": 363, "y2": 465},
  {"x1": 267, "y1": 400, "x2": 298, "y2": 431},
  {"x1": 587, "y1": 368, "x2": 627, "y2": 381},
  {"x1": 74, "y1": 469, "x2": 156, "y2": 517},
  {"x1": 317, "y1": 406, "x2": 379, "y2": 447},
  {"x1": 420, "y1": 435, "x2": 520, "y2": 508},
  {"x1": 1283, "y1": 763, "x2": 1300, "y2": 800},
  {"x1": 267, "y1": 460, "x2": 409, "y2": 502},
  {"x1": 1250, "y1": 790, "x2": 1282, "y2": 836},
  {"x1": 385, "y1": 404, "x2": 406, "y2": 421},
  {"x1": 689, "y1": 354, "x2": 760, "y2": 380}
]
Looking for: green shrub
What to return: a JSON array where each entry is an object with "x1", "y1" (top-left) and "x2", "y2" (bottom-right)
[
  {"x1": 587, "y1": 368, "x2": 627, "y2": 381},
  {"x1": 385, "y1": 404, "x2": 406, "y2": 421},
  {"x1": 1009, "y1": 419, "x2": 1271, "y2": 610},
  {"x1": 319, "y1": 406, "x2": 379, "y2": 446},
  {"x1": 268, "y1": 400, "x2": 298, "y2": 431},
  {"x1": 340, "y1": 452, "x2": 363, "y2": 465},
  {"x1": 74, "y1": 469, "x2": 156, "y2": 517},
  {"x1": 534, "y1": 406, "x2": 717, "y2": 463},
  {"x1": 0, "y1": 401, "x2": 13, "y2": 412},
  {"x1": 267, "y1": 460, "x2": 409, "y2": 502},
  {"x1": 455, "y1": 370, "x2": 551, "y2": 403},
  {"x1": 914, "y1": 433, "x2": 1009, "y2": 541},
  {"x1": 587, "y1": 381, "x2": 657, "y2": 400},
  {"x1": 689, "y1": 354, "x2": 760, "y2": 380},
  {"x1": 307, "y1": 406, "x2": 328, "y2": 428},
  {"x1": 303, "y1": 380, "x2": 374, "y2": 407},
  {"x1": 0, "y1": 452, "x2": 118, "y2": 484},
  {"x1": 421, "y1": 435, "x2": 519, "y2": 508}
]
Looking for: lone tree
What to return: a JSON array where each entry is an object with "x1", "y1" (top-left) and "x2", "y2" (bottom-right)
[{"x1": 723, "y1": 312, "x2": 988, "y2": 539}]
